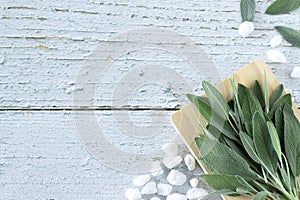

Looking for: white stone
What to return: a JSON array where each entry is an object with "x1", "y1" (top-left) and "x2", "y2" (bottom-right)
[
  {"x1": 189, "y1": 178, "x2": 198, "y2": 188},
  {"x1": 166, "y1": 193, "x2": 187, "y2": 200},
  {"x1": 162, "y1": 143, "x2": 178, "y2": 156},
  {"x1": 167, "y1": 170, "x2": 187, "y2": 186},
  {"x1": 291, "y1": 66, "x2": 300, "y2": 79},
  {"x1": 151, "y1": 160, "x2": 164, "y2": 177},
  {"x1": 270, "y1": 35, "x2": 282, "y2": 47},
  {"x1": 163, "y1": 156, "x2": 182, "y2": 169},
  {"x1": 157, "y1": 183, "x2": 173, "y2": 196},
  {"x1": 238, "y1": 21, "x2": 254, "y2": 37},
  {"x1": 150, "y1": 197, "x2": 161, "y2": 200},
  {"x1": 184, "y1": 154, "x2": 195, "y2": 171},
  {"x1": 267, "y1": 50, "x2": 287, "y2": 63},
  {"x1": 141, "y1": 182, "x2": 157, "y2": 195},
  {"x1": 133, "y1": 175, "x2": 151, "y2": 186},
  {"x1": 125, "y1": 188, "x2": 142, "y2": 200},
  {"x1": 186, "y1": 188, "x2": 208, "y2": 200}
]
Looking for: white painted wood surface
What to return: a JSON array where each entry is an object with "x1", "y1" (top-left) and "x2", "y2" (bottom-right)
[{"x1": 0, "y1": 0, "x2": 299, "y2": 199}]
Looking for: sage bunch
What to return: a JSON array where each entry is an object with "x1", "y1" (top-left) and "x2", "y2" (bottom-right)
[{"x1": 187, "y1": 74, "x2": 300, "y2": 200}]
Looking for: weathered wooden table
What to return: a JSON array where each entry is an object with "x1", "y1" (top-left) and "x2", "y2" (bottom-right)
[{"x1": 0, "y1": 0, "x2": 299, "y2": 199}]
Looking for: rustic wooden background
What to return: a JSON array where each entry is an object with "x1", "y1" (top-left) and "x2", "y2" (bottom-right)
[{"x1": 0, "y1": 0, "x2": 299, "y2": 199}]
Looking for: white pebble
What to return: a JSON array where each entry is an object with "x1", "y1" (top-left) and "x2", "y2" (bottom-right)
[
  {"x1": 125, "y1": 188, "x2": 142, "y2": 200},
  {"x1": 189, "y1": 178, "x2": 198, "y2": 188},
  {"x1": 157, "y1": 183, "x2": 173, "y2": 196},
  {"x1": 238, "y1": 21, "x2": 254, "y2": 37},
  {"x1": 163, "y1": 156, "x2": 182, "y2": 169},
  {"x1": 150, "y1": 197, "x2": 161, "y2": 200},
  {"x1": 186, "y1": 188, "x2": 208, "y2": 199},
  {"x1": 267, "y1": 50, "x2": 287, "y2": 63},
  {"x1": 167, "y1": 170, "x2": 187, "y2": 186},
  {"x1": 162, "y1": 143, "x2": 178, "y2": 156},
  {"x1": 151, "y1": 160, "x2": 164, "y2": 177},
  {"x1": 291, "y1": 67, "x2": 300, "y2": 79},
  {"x1": 166, "y1": 193, "x2": 187, "y2": 200},
  {"x1": 141, "y1": 182, "x2": 157, "y2": 195},
  {"x1": 270, "y1": 35, "x2": 282, "y2": 47},
  {"x1": 133, "y1": 175, "x2": 151, "y2": 186},
  {"x1": 184, "y1": 154, "x2": 195, "y2": 171}
]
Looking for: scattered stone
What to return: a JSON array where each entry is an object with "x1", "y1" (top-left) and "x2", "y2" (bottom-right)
[
  {"x1": 167, "y1": 170, "x2": 187, "y2": 186},
  {"x1": 166, "y1": 193, "x2": 187, "y2": 200},
  {"x1": 270, "y1": 35, "x2": 282, "y2": 47},
  {"x1": 163, "y1": 156, "x2": 182, "y2": 169},
  {"x1": 189, "y1": 178, "x2": 198, "y2": 188},
  {"x1": 267, "y1": 50, "x2": 287, "y2": 63},
  {"x1": 133, "y1": 175, "x2": 151, "y2": 186},
  {"x1": 141, "y1": 182, "x2": 157, "y2": 195},
  {"x1": 238, "y1": 21, "x2": 254, "y2": 37},
  {"x1": 291, "y1": 67, "x2": 300, "y2": 79},
  {"x1": 157, "y1": 183, "x2": 173, "y2": 196},
  {"x1": 125, "y1": 188, "x2": 142, "y2": 200},
  {"x1": 186, "y1": 188, "x2": 208, "y2": 199},
  {"x1": 150, "y1": 197, "x2": 161, "y2": 200},
  {"x1": 151, "y1": 160, "x2": 164, "y2": 177},
  {"x1": 162, "y1": 143, "x2": 178, "y2": 156},
  {"x1": 184, "y1": 154, "x2": 195, "y2": 171}
]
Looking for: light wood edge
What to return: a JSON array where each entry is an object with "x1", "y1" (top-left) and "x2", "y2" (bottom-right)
[{"x1": 170, "y1": 60, "x2": 300, "y2": 200}]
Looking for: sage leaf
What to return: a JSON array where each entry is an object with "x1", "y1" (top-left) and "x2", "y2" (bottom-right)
[
  {"x1": 265, "y1": 0, "x2": 300, "y2": 15},
  {"x1": 253, "y1": 112, "x2": 277, "y2": 173},
  {"x1": 236, "y1": 175, "x2": 257, "y2": 193},
  {"x1": 187, "y1": 94, "x2": 211, "y2": 122},
  {"x1": 199, "y1": 139, "x2": 258, "y2": 181},
  {"x1": 268, "y1": 94, "x2": 292, "y2": 119},
  {"x1": 240, "y1": 0, "x2": 256, "y2": 21},
  {"x1": 267, "y1": 121, "x2": 282, "y2": 162},
  {"x1": 275, "y1": 108, "x2": 284, "y2": 146},
  {"x1": 283, "y1": 105, "x2": 300, "y2": 176},
  {"x1": 252, "y1": 80, "x2": 263, "y2": 106},
  {"x1": 201, "y1": 174, "x2": 242, "y2": 191},
  {"x1": 253, "y1": 191, "x2": 268, "y2": 200},
  {"x1": 202, "y1": 189, "x2": 238, "y2": 200},
  {"x1": 264, "y1": 71, "x2": 269, "y2": 113},
  {"x1": 275, "y1": 26, "x2": 300, "y2": 48},
  {"x1": 270, "y1": 84, "x2": 284, "y2": 108},
  {"x1": 240, "y1": 131, "x2": 260, "y2": 163},
  {"x1": 202, "y1": 81, "x2": 230, "y2": 120}
]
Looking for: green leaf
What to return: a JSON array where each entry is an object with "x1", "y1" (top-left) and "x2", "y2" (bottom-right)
[
  {"x1": 264, "y1": 71, "x2": 269, "y2": 113},
  {"x1": 236, "y1": 176, "x2": 257, "y2": 193},
  {"x1": 283, "y1": 105, "x2": 300, "y2": 176},
  {"x1": 202, "y1": 81, "x2": 230, "y2": 120},
  {"x1": 202, "y1": 189, "x2": 238, "y2": 200},
  {"x1": 253, "y1": 191, "x2": 268, "y2": 200},
  {"x1": 241, "y1": 87, "x2": 264, "y2": 128},
  {"x1": 187, "y1": 94, "x2": 211, "y2": 122},
  {"x1": 240, "y1": 131, "x2": 260, "y2": 163},
  {"x1": 253, "y1": 112, "x2": 277, "y2": 173},
  {"x1": 252, "y1": 80, "x2": 264, "y2": 106},
  {"x1": 275, "y1": 108, "x2": 284, "y2": 146},
  {"x1": 265, "y1": 0, "x2": 300, "y2": 15},
  {"x1": 201, "y1": 174, "x2": 242, "y2": 191},
  {"x1": 275, "y1": 26, "x2": 300, "y2": 48},
  {"x1": 267, "y1": 121, "x2": 282, "y2": 162},
  {"x1": 240, "y1": 0, "x2": 256, "y2": 21},
  {"x1": 270, "y1": 84, "x2": 284, "y2": 108},
  {"x1": 268, "y1": 94, "x2": 292, "y2": 119},
  {"x1": 199, "y1": 139, "x2": 258, "y2": 181}
]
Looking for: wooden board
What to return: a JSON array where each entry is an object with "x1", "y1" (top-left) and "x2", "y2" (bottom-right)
[{"x1": 171, "y1": 60, "x2": 300, "y2": 200}]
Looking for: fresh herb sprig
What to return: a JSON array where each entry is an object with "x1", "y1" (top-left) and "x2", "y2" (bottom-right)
[{"x1": 187, "y1": 74, "x2": 300, "y2": 200}]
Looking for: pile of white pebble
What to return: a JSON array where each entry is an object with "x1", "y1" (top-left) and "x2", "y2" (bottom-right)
[
  {"x1": 238, "y1": 21, "x2": 300, "y2": 79},
  {"x1": 125, "y1": 143, "x2": 211, "y2": 200}
]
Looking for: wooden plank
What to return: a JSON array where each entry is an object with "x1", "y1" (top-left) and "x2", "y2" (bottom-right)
[
  {"x1": 0, "y1": 0, "x2": 300, "y2": 108},
  {"x1": 0, "y1": 110, "x2": 195, "y2": 199}
]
